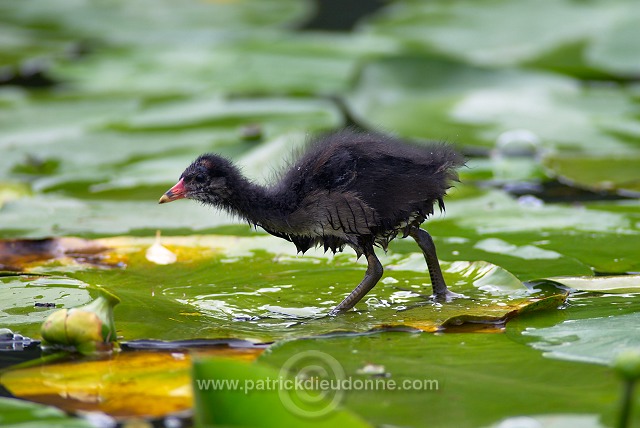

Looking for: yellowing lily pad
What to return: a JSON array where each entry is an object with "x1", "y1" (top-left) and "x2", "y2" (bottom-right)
[
  {"x1": 0, "y1": 237, "x2": 112, "y2": 271},
  {"x1": 0, "y1": 346, "x2": 263, "y2": 418},
  {"x1": 381, "y1": 293, "x2": 567, "y2": 333}
]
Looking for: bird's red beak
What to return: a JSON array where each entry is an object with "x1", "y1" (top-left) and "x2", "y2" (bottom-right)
[{"x1": 159, "y1": 178, "x2": 186, "y2": 204}]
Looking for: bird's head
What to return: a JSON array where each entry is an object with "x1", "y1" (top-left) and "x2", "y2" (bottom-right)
[{"x1": 159, "y1": 154, "x2": 233, "y2": 205}]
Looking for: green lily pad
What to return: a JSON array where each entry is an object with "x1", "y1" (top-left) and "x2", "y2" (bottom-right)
[
  {"x1": 362, "y1": 0, "x2": 608, "y2": 66},
  {"x1": 544, "y1": 154, "x2": 640, "y2": 197},
  {"x1": 0, "y1": 397, "x2": 92, "y2": 428},
  {"x1": 0, "y1": 276, "x2": 93, "y2": 326},
  {"x1": 112, "y1": 97, "x2": 342, "y2": 133},
  {"x1": 50, "y1": 33, "x2": 398, "y2": 97},
  {"x1": 546, "y1": 275, "x2": 640, "y2": 294},
  {"x1": 0, "y1": 182, "x2": 31, "y2": 209},
  {"x1": 346, "y1": 57, "x2": 640, "y2": 152},
  {"x1": 507, "y1": 285, "x2": 640, "y2": 367},
  {"x1": 0, "y1": 0, "x2": 309, "y2": 47},
  {"x1": 2, "y1": 235, "x2": 564, "y2": 342},
  {"x1": 0, "y1": 93, "x2": 343, "y2": 204},
  {"x1": 2, "y1": 0, "x2": 395, "y2": 98},
  {"x1": 0, "y1": 90, "x2": 139, "y2": 149},
  {"x1": 361, "y1": 0, "x2": 640, "y2": 77},
  {"x1": 418, "y1": 188, "x2": 640, "y2": 277},
  {"x1": 0, "y1": 23, "x2": 70, "y2": 76},
  {"x1": 0, "y1": 195, "x2": 235, "y2": 238},
  {"x1": 258, "y1": 332, "x2": 629, "y2": 427},
  {"x1": 376, "y1": 255, "x2": 566, "y2": 332},
  {"x1": 506, "y1": 291, "x2": 640, "y2": 351},
  {"x1": 522, "y1": 312, "x2": 640, "y2": 365},
  {"x1": 585, "y1": 14, "x2": 640, "y2": 76},
  {"x1": 193, "y1": 357, "x2": 371, "y2": 427}
]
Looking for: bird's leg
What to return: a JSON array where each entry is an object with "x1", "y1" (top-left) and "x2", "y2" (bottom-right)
[
  {"x1": 408, "y1": 226, "x2": 459, "y2": 302},
  {"x1": 330, "y1": 250, "x2": 383, "y2": 316}
]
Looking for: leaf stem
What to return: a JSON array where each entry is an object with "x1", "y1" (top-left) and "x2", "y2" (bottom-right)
[{"x1": 618, "y1": 379, "x2": 636, "y2": 428}]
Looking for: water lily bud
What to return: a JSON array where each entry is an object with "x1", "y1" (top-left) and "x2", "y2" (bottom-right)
[
  {"x1": 40, "y1": 289, "x2": 120, "y2": 354},
  {"x1": 64, "y1": 310, "x2": 104, "y2": 343},
  {"x1": 40, "y1": 309, "x2": 70, "y2": 344},
  {"x1": 614, "y1": 349, "x2": 640, "y2": 381}
]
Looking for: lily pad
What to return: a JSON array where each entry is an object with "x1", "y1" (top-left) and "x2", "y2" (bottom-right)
[
  {"x1": 0, "y1": 90, "x2": 140, "y2": 148},
  {"x1": 522, "y1": 312, "x2": 640, "y2": 366},
  {"x1": 545, "y1": 275, "x2": 640, "y2": 294},
  {"x1": 0, "y1": 94, "x2": 343, "y2": 210},
  {"x1": 1, "y1": 346, "x2": 263, "y2": 418},
  {"x1": 361, "y1": 0, "x2": 640, "y2": 77},
  {"x1": 419, "y1": 188, "x2": 640, "y2": 277},
  {"x1": 258, "y1": 331, "x2": 629, "y2": 427},
  {"x1": 584, "y1": 14, "x2": 640, "y2": 76},
  {"x1": 346, "y1": 57, "x2": 640, "y2": 152},
  {"x1": 376, "y1": 256, "x2": 566, "y2": 332},
  {"x1": 361, "y1": 0, "x2": 609, "y2": 66},
  {"x1": 484, "y1": 414, "x2": 605, "y2": 428},
  {"x1": 0, "y1": 276, "x2": 93, "y2": 326},
  {"x1": 50, "y1": 33, "x2": 398, "y2": 97},
  {"x1": 543, "y1": 154, "x2": 640, "y2": 197},
  {"x1": 507, "y1": 286, "x2": 640, "y2": 367},
  {"x1": 0, "y1": 23, "x2": 70, "y2": 81},
  {"x1": 1, "y1": 235, "x2": 565, "y2": 342},
  {"x1": 0, "y1": 397, "x2": 92, "y2": 428},
  {"x1": 0, "y1": 182, "x2": 31, "y2": 209},
  {"x1": 0, "y1": 0, "x2": 309, "y2": 47},
  {"x1": 112, "y1": 97, "x2": 342, "y2": 133},
  {"x1": 192, "y1": 356, "x2": 371, "y2": 427},
  {"x1": 0, "y1": 195, "x2": 235, "y2": 238},
  {"x1": 506, "y1": 291, "x2": 640, "y2": 347}
]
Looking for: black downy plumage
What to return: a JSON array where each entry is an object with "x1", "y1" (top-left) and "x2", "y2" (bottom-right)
[{"x1": 160, "y1": 130, "x2": 465, "y2": 314}]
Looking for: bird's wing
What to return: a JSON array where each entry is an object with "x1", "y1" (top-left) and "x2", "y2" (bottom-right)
[{"x1": 288, "y1": 190, "x2": 379, "y2": 237}]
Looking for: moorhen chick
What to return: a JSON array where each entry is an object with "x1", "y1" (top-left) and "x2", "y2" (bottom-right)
[{"x1": 159, "y1": 130, "x2": 464, "y2": 315}]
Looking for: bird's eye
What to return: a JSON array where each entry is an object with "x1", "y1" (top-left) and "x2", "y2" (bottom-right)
[{"x1": 195, "y1": 173, "x2": 206, "y2": 183}]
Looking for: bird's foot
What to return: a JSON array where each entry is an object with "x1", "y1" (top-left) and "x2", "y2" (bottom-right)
[
  {"x1": 328, "y1": 307, "x2": 346, "y2": 317},
  {"x1": 432, "y1": 289, "x2": 464, "y2": 303}
]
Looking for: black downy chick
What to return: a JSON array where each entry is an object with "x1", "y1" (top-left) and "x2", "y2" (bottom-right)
[{"x1": 159, "y1": 130, "x2": 465, "y2": 315}]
